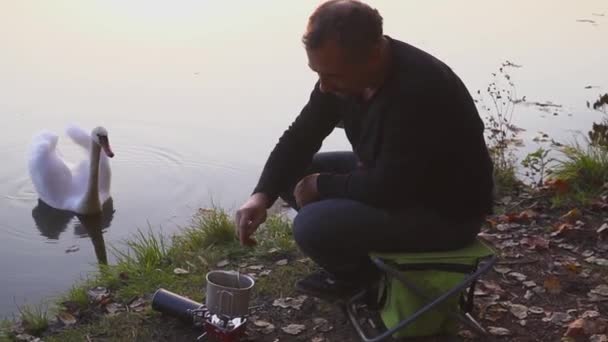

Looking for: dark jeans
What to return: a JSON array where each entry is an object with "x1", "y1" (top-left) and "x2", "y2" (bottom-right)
[{"x1": 280, "y1": 152, "x2": 482, "y2": 285}]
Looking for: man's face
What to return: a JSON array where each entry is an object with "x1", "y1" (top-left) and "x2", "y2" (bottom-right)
[{"x1": 306, "y1": 39, "x2": 376, "y2": 97}]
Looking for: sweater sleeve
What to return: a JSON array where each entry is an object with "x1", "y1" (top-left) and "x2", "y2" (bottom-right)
[
  {"x1": 252, "y1": 82, "x2": 341, "y2": 206},
  {"x1": 316, "y1": 90, "x2": 439, "y2": 208}
]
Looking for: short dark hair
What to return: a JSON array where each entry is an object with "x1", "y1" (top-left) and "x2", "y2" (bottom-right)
[{"x1": 302, "y1": 0, "x2": 383, "y2": 58}]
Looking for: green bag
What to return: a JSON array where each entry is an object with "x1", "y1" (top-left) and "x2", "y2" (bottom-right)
[{"x1": 371, "y1": 240, "x2": 495, "y2": 338}]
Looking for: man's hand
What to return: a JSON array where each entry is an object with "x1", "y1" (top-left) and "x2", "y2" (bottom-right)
[
  {"x1": 235, "y1": 193, "x2": 270, "y2": 246},
  {"x1": 294, "y1": 173, "x2": 321, "y2": 208}
]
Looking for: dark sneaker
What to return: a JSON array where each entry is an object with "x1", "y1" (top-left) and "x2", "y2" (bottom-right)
[{"x1": 295, "y1": 270, "x2": 364, "y2": 302}]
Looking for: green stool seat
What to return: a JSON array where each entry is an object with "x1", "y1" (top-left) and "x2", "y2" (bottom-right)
[{"x1": 347, "y1": 239, "x2": 497, "y2": 342}]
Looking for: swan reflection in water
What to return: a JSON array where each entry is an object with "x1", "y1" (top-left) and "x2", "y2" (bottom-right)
[{"x1": 31, "y1": 198, "x2": 115, "y2": 265}]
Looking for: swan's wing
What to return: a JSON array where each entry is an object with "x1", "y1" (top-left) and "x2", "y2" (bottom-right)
[
  {"x1": 66, "y1": 124, "x2": 112, "y2": 203},
  {"x1": 66, "y1": 124, "x2": 91, "y2": 151},
  {"x1": 28, "y1": 131, "x2": 73, "y2": 209}
]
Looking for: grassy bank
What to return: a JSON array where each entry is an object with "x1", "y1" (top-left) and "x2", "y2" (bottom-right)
[{"x1": 0, "y1": 207, "x2": 317, "y2": 341}]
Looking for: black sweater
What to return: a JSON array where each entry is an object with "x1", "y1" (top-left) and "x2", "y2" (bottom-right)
[{"x1": 253, "y1": 37, "x2": 494, "y2": 222}]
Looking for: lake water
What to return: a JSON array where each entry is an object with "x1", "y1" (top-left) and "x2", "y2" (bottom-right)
[{"x1": 1, "y1": 0, "x2": 606, "y2": 317}]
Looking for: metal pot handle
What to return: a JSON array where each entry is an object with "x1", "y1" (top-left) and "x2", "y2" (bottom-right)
[{"x1": 218, "y1": 290, "x2": 234, "y2": 316}]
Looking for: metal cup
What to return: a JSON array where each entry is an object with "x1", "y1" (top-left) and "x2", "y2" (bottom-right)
[{"x1": 205, "y1": 270, "x2": 255, "y2": 317}]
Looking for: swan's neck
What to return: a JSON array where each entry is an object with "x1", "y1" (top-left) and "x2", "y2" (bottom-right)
[{"x1": 78, "y1": 143, "x2": 102, "y2": 214}]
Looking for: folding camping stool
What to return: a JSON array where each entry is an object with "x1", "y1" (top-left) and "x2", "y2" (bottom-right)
[{"x1": 346, "y1": 238, "x2": 497, "y2": 342}]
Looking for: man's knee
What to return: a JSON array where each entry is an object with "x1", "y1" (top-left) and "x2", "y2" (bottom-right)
[{"x1": 292, "y1": 202, "x2": 333, "y2": 251}]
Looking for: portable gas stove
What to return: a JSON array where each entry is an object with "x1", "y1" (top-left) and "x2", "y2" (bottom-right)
[{"x1": 189, "y1": 306, "x2": 248, "y2": 342}]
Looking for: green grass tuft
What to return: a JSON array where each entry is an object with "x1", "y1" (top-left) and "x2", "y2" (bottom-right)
[
  {"x1": 174, "y1": 208, "x2": 237, "y2": 251},
  {"x1": 255, "y1": 214, "x2": 296, "y2": 253},
  {"x1": 551, "y1": 139, "x2": 608, "y2": 205},
  {"x1": 61, "y1": 284, "x2": 90, "y2": 309},
  {"x1": 0, "y1": 319, "x2": 13, "y2": 342},
  {"x1": 17, "y1": 304, "x2": 49, "y2": 336},
  {"x1": 111, "y1": 227, "x2": 169, "y2": 272}
]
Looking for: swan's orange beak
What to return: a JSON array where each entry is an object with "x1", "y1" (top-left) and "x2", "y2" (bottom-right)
[{"x1": 99, "y1": 136, "x2": 115, "y2": 158}]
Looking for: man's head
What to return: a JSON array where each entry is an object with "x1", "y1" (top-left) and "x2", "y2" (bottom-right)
[{"x1": 303, "y1": 0, "x2": 385, "y2": 97}]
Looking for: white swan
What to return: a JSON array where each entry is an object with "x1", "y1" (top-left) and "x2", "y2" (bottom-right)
[{"x1": 28, "y1": 125, "x2": 114, "y2": 215}]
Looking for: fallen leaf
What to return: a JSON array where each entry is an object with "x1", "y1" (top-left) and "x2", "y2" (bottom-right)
[
  {"x1": 311, "y1": 337, "x2": 325, "y2": 342},
  {"x1": 216, "y1": 260, "x2": 229, "y2": 268},
  {"x1": 65, "y1": 245, "x2": 80, "y2": 253},
  {"x1": 248, "y1": 264, "x2": 264, "y2": 270},
  {"x1": 496, "y1": 222, "x2": 521, "y2": 231},
  {"x1": 87, "y1": 287, "x2": 109, "y2": 303},
  {"x1": 509, "y1": 272, "x2": 527, "y2": 282},
  {"x1": 105, "y1": 303, "x2": 124, "y2": 315},
  {"x1": 261, "y1": 324, "x2": 276, "y2": 334},
  {"x1": 518, "y1": 209, "x2": 539, "y2": 221},
  {"x1": 488, "y1": 326, "x2": 511, "y2": 336},
  {"x1": 564, "y1": 319, "x2": 587, "y2": 338},
  {"x1": 15, "y1": 334, "x2": 38, "y2": 341},
  {"x1": 173, "y1": 267, "x2": 189, "y2": 275},
  {"x1": 509, "y1": 304, "x2": 528, "y2": 319},
  {"x1": 522, "y1": 281, "x2": 537, "y2": 288},
  {"x1": 551, "y1": 223, "x2": 574, "y2": 237},
  {"x1": 563, "y1": 262, "x2": 582, "y2": 274},
  {"x1": 545, "y1": 178, "x2": 569, "y2": 194},
  {"x1": 590, "y1": 284, "x2": 608, "y2": 297},
  {"x1": 57, "y1": 311, "x2": 77, "y2": 326},
  {"x1": 520, "y1": 236, "x2": 549, "y2": 250},
  {"x1": 312, "y1": 317, "x2": 333, "y2": 332},
  {"x1": 560, "y1": 208, "x2": 582, "y2": 223},
  {"x1": 254, "y1": 320, "x2": 275, "y2": 334},
  {"x1": 582, "y1": 310, "x2": 601, "y2": 319},
  {"x1": 485, "y1": 219, "x2": 498, "y2": 229},
  {"x1": 129, "y1": 297, "x2": 146, "y2": 312},
  {"x1": 590, "y1": 335, "x2": 608, "y2": 342},
  {"x1": 529, "y1": 306, "x2": 544, "y2": 315},
  {"x1": 543, "y1": 312, "x2": 573, "y2": 325},
  {"x1": 582, "y1": 250, "x2": 595, "y2": 258},
  {"x1": 254, "y1": 320, "x2": 272, "y2": 327},
  {"x1": 479, "y1": 280, "x2": 506, "y2": 295},
  {"x1": 585, "y1": 256, "x2": 608, "y2": 266},
  {"x1": 275, "y1": 259, "x2": 288, "y2": 266},
  {"x1": 282, "y1": 324, "x2": 306, "y2": 335},
  {"x1": 259, "y1": 270, "x2": 272, "y2": 277},
  {"x1": 483, "y1": 306, "x2": 507, "y2": 322},
  {"x1": 267, "y1": 248, "x2": 280, "y2": 254},
  {"x1": 499, "y1": 240, "x2": 519, "y2": 248},
  {"x1": 558, "y1": 243, "x2": 577, "y2": 251},
  {"x1": 273, "y1": 295, "x2": 308, "y2": 310},
  {"x1": 591, "y1": 200, "x2": 608, "y2": 211},
  {"x1": 544, "y1": 275, "x2": 562, "y2": 294},
  {"x1": 493, "y1": 266, "x2": 512, "y2": 274},
  {"x1": 458, "y1": 330, "x2": 476, "y2": 339}
]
